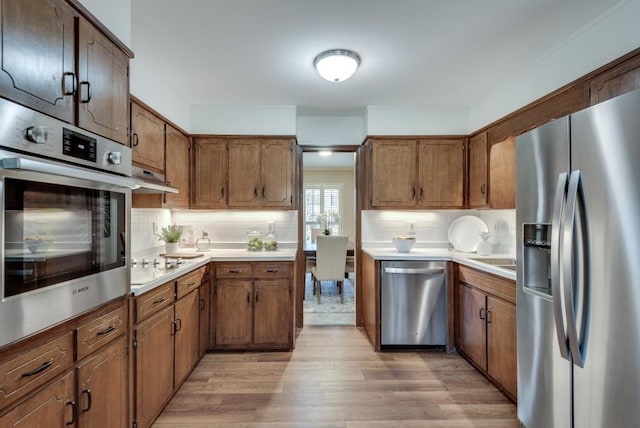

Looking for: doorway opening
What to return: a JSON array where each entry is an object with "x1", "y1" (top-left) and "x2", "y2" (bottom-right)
[{"x1": 301, "y1": 149, "x2": 356, "y2": 326}]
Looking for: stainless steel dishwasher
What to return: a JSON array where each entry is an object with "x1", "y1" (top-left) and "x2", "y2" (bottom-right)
[{"x1": 380, "y1": 261, "x2": 447, "y2": 347}]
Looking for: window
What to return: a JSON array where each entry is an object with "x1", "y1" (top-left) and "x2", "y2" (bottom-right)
[{"x1": 304, "y1": 184, "x2": 342, "y2": 241}]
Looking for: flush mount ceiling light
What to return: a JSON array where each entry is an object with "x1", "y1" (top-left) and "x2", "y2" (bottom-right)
[
  {"x1": 313, "y1": 49, "x2": 361, "y2": 82},
  {"x1": 318, "y1": 150, "x2": 332, "y2": 157}
]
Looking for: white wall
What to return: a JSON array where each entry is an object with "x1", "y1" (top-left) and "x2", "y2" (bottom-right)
[
  {"x1": 303, "y1": 169, "x2": 356, "y2": 242},
  {"x1": 129, "y1": 57, "x2": 191, "y2": 130},
  {"x1": 366, "y1": 106, "x2": 469, "y2": 135},
  {"x1": 297, "y1": 110, "x2": 366, "y2": 145},
  {"x1": 469, "y1": 0, "x2": 640, "y2": 131},
  {"x1": 190, "y1": 105, "x2": 297, "y2": 135},
  {"x1": 77, "y1": 0, "x2": 131, "y2": 47}
]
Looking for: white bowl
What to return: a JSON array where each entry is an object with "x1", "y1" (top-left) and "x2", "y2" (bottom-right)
[{"x1": 392, "y1": 237, "x2": 415, "y2": 252}]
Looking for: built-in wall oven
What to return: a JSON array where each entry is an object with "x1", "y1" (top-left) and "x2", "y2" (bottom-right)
[{"x1": 0, "y1": 97, "x2": 133, "y2": 348}]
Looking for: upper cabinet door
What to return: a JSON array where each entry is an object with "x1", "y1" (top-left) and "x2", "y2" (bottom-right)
[
  {"x1": 164, "y1": 125, "x2": 190, "y2": 208},
  {"x1": 228, "y1": 139, "x2": 261, "y2": 208},
  {"x1": 131, "y1": 101, "x2": 165, "y2": 173},
  {"x1": 77, "y1": 17, "x2": 129, "y2": 145},
  {"x1": 0, "y1": 0, "x2": 75, "y2": 122},
  {"x1": 192, "y1": 137, "x2": 228, "y2": 209},
  {"x1": 489, "y1": 136, "x2": 516, "y2": 209},
  {"x1": 370, "y1": 140, "x2": 417, "y2": 207},
  {"x1": 468, "y1": 132, "x2": 488, "y2": 208},
  {"x1": 417, "y1": 139, "x2": 465, "y2": 208},
  {"x1": 261, "y1": 139, "x2": 294, "y2": 208}
]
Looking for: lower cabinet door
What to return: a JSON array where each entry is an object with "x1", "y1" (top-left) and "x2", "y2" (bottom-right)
[
  {"x1": 135, "y1": 305, "x2": 174, "y2": 428},
  {"x1": 458, "y1": 283, "x2": 487, "y2": 371},
  {"x1": 253, "y1": 279, "x2": 290, "y2": 347},
  {"x1": 77, "y1": 336, "x2": 128, "y2": 428},
  {"x1": 487, "y1": 295, "x2": 518, "y2": 398},
  {"x1": 0, "y1": 371, "x2": 75, "y2": 427},
  {"x1": 215, "y1": 279, "x2": 253, "y2": 347},
  {"x1": 175, "y1": 290, "x2": 200, "y2": 386},
  {"x1": 199, "y1": 281, "x2": 212, "y2": 357}
]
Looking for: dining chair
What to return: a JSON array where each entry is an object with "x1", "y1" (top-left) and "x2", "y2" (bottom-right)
[{"x1": 311, "y1": 235, "x2": 348, "y2": 304}]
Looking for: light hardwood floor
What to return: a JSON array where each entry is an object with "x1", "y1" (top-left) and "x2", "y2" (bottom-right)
[{"x1": 154, "y1": 326, "x2": 518, "y2": 427}]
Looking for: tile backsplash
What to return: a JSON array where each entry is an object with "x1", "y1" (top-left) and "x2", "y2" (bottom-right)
[
  {"x1": 361, "y1": 209, "x2": 515, "y2": 254},
  {"x1": 131, "y1": 209, "x2": 298, "y2": 254}
]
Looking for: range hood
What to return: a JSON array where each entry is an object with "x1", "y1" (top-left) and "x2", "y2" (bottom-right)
[{"x1": 131, "y1": 166, "x2": 179, "y2": 194}]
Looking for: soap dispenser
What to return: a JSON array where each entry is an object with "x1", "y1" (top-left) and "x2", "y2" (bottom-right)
[{"x1": 195, "y1": 231, "x2": 210, "y2": 251}]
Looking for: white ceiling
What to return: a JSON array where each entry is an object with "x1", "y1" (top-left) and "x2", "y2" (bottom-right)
[{"x1": 131, "y1": 0, "x2": 622, "y2": 111}]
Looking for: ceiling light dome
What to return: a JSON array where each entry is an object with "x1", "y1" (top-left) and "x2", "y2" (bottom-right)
[{"x1": 314, "y1": 49, "x2": 360, "y2": 82}]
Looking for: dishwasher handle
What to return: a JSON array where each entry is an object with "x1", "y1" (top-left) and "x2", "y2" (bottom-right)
[{"x1": 384, "y1": 267, "x2": 445, "y2": 276}]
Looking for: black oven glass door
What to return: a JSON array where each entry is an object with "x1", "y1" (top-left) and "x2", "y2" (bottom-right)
[{"x1": 3, "y1": 177, "x2": 126, "y2": 298}]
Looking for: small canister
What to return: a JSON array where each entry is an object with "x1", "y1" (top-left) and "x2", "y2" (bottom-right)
[{"x1": 247, "y1": 229, "x2": 263, "y2": 251}]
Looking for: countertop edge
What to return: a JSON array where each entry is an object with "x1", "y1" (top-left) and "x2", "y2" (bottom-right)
[
  {"x1": 362, "y1": 248, "x2": 516, "y2": 281},
  {"x1": 130, "y1": 250, "x2": 297, "y2": 296}
]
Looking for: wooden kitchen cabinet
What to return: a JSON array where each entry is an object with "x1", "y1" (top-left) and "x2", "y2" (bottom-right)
[
  {"x1": 488, "y1": 136, "x2": 516, "y2": 209},
  {"x1": 199, "y1": 279, "x2": 212, "y2": 357},
  {"x1": 0, "y1": 371, "x2": 75, "y2": 427},
  {"x1": 589, "y1": 54, "x2": 640, "y2": 106},
  {"x1": 261, "y1": 139, "x2": 295, "y2": 207},
  {"x1": 131, "y1": 100, "x2": 165, "y2": 173},
  {"x1": 191, "y1": 137, "x2": 228, "y2": 209},
  {"x1": 76, "y1": 336, "x2": 128, "y2": 428},
  {"x1": 0, "y1": 298, "x2": 129, "y2": 427},
  {"x1": 0, "y1": 0, "x2": 132, "y2": 144},
  {"x1": 417, "y1": 139, "x2": 465, "y2": 208},
  {"x1": 370, "y1": 139, "x2": 417, "y2": 207},
  {"x1": 361, "y1": 251, "x2": 381, "y2": 351},
  {"x1": 134, "y1": 304, "x2": 174, "y2": 428},
  {"x1": 214, "y1": 262, "x2": 293, "y2": 350},
  {"x1": 174, "y1": 289, "x2": 200, "y2": 386},
  {"x1": 486, "y1": 295, "x2": 517, "y2": 398},
  {"x1": 215, "y1": 278, "x2": 254, "y2": 346},
  {"x1": 164, "y1": 124, "x2": 190, "y2": 208},
  {"x1": 228, "y1": 138, "x2": 262, "y2": 207},
  {"x1": 458, "y1": 283, "x2": 488, "y2": 370},
  {"x1": 0, "y1": 0, "x2": 76, "y2": 123},
  {"x1": 367, "y1": 137, "x2": 465, "y2": 209},
  {"x1": 468, "y1": 132, "x2": 488, "y2": 207},
  {"x1": 133, "y1": 266, "x2": 210, "y2": 428},
  {"x1": 77, "y1": 16, "x2": 130, "y2": 145},
  {"x1": 228, "y1": 138, "x2": 296, "y2": 209},
  {"x1": 456, "y1": 265, "x2": 517, "y2": 400}
]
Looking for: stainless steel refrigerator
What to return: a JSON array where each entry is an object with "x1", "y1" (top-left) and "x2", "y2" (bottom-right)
[{"x1": 516, "y1": 88, "x2": 640, "y2": 427}]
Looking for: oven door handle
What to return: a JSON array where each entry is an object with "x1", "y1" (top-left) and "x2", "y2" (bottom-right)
[{"x1": 0, "y1": 157, "x2": 135, "y2": 189}]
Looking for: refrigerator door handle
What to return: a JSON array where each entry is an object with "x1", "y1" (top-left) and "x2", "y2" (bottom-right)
[
  {"x1": 551, "y1": 172, "x2": 570, "y2": 361},
  {"x1": 563, "y1": 170, "x2": 590, "y2": 368}
]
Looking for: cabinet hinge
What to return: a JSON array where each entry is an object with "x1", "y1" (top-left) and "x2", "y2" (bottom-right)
[
  {"x1": 290, "y1": 195, "x2": 293, "y2": 203},
  {"x1": 289, "y1": 285, "x2": 292, "y2": 294},
  {"x1": 125, "y1": 344, "x2": 129, "y2": 356},
  {"x1": 133, "y1": 421, "x2": 137, "y2": 428},
  {"x1": 132, "y1": 337, "x2": 138, "y2": 350}
]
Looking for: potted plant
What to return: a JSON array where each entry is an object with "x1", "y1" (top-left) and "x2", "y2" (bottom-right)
[{"x1": 156, "y1": 224, "x2": 183, "y2": 253}]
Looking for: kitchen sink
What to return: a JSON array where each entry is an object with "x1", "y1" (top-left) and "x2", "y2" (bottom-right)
[{"x1": 469, "y1": 257, "x2": 516, "y2": 271}]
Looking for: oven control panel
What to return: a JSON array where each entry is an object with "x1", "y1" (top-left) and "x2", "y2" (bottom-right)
[{"x1": 0, "y1": 97, "x2": 131, "y2": 176}]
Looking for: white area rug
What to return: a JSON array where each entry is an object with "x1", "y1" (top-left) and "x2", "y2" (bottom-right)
[{"x1": 303, "y1": 274, "x2": 355, "y2": 326}]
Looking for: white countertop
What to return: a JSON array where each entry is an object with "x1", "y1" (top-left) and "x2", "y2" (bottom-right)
[
  {"x1": 362, "y1": 247, "x2": 516, "y2": 281},
  {"x1": 130, "y1": 248, "x2": 297, "y2": 295}
]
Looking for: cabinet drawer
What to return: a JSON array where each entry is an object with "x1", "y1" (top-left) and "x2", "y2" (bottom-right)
[
  {"x1": 176, "y1": 265, "x2": 207, "y2": 299},
  {"x1": 458, "y1": 265, "x2": 516, "y2": 304},
  {"x1": 254, "y1": 263, "x2": 291, "y2": 279},
  {"x1": 76, "y1": 305, "x2": 127, "y2": 360},
  {"x1": 135, "y1": 282, "x2": 175, "y2": 322},
  {"x1": 215, "y1": 263, "x2": 253, "y2": 279},
  {"x1": 0, "y1": 331, "x2": 73, "y2": 410}
]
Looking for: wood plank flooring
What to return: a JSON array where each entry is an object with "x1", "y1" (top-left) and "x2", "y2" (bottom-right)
[{"x1": 154, "y1": 326, "x2": 518, "y2": 427}]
